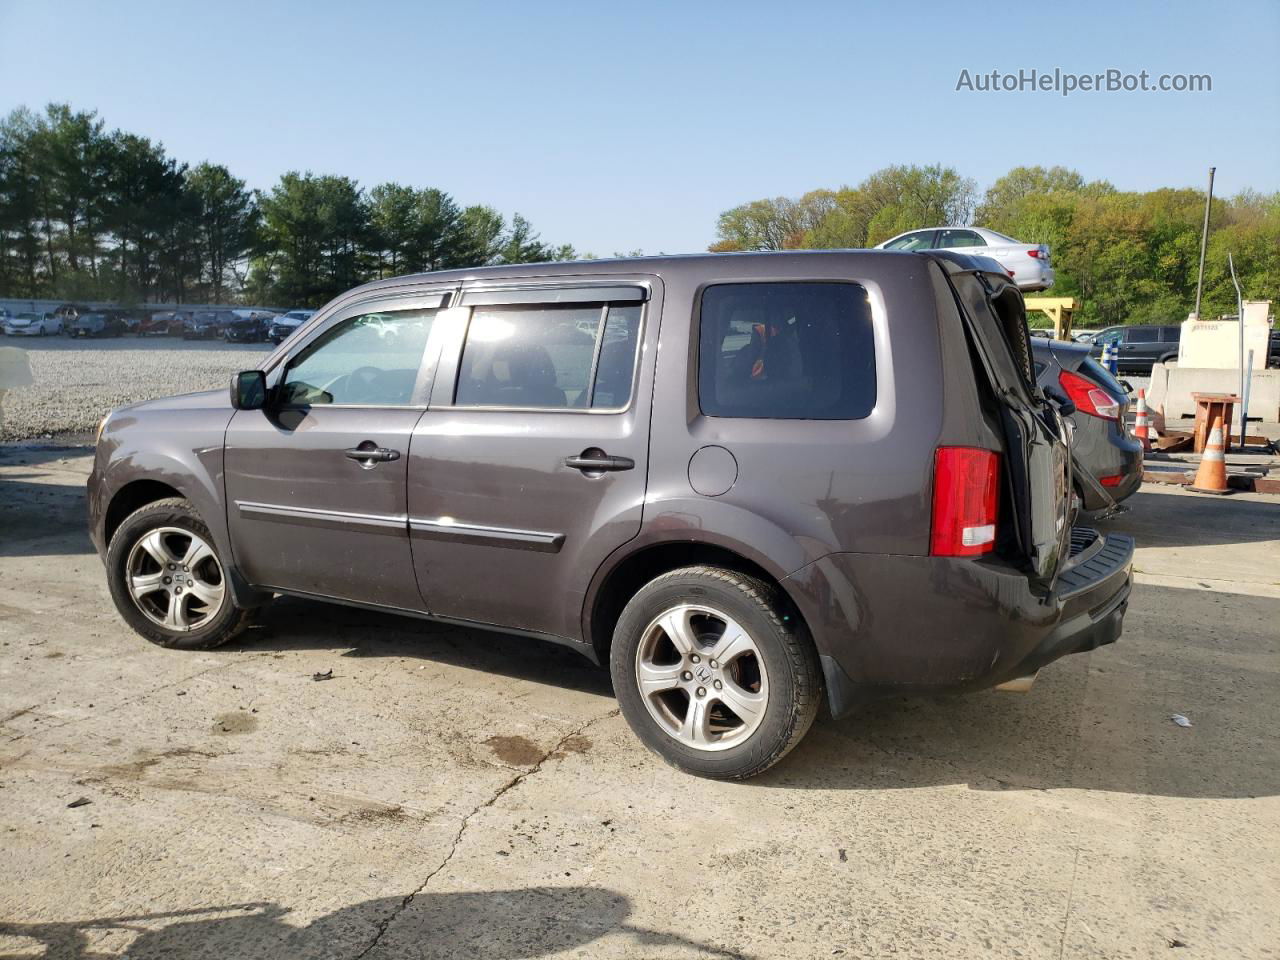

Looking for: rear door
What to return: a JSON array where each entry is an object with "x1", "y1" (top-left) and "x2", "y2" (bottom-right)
[
  {"x1": 224, "y1": 291, "x2": 451, "y2": 609},
  {"x1": 1123, "y1": 326, "x2": 1161, "y2": 369},
  {"x1": 406, "y1": 277, "x2": 660, "y2": 643}
]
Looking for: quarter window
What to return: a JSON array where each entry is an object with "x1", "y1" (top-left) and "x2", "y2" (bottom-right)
[
  {"x1": 456, "y1": 303, "x2": 640, "y2": 409},
  {"x1": 698, "y1": 282, "x2": 876, "y2": 420},
  {"x1": 280, "y1": 308, "x2": 438, "y2": 406}
]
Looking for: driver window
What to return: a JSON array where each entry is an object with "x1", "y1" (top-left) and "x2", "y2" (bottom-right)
[
  {"x1": 884, "y1": 231, "x2": 936, "y2": 251},
  {"x1": 280, "y1": 309, "x2": 437, "y2": 407}
]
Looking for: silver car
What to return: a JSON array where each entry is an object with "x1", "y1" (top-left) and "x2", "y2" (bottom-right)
[
  {"x1": 876, "y1": 227, "x2": 1054, "y2": 292},
  {"x1": 3, "y1": 311, "x2": 62, "y2": 336}
]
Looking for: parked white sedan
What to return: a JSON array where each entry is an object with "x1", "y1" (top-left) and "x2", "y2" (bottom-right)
[
  {"x1": 2, "y1": 311, "x2": 62, "y2": 336},
  {"x1": 876, "y1": 227, "x2": 1054, "y2": 291}
]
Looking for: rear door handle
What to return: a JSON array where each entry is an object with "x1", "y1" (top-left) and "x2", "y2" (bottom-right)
[
  {"x1": 565, "y1": 453, "x2": 634, "y2": 472},
  {"x1": 344, "y1": 446, "x2": 401, "y2": 464}
]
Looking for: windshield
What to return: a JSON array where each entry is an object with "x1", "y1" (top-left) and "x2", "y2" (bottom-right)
[{"x1": 16, "y1": 313, "x2": 38, "y2": 320}]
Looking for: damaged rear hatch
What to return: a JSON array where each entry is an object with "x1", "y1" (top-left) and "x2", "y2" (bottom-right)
[{"x1": 930, "y1": 252, "x2": 1074, "y2": 588}]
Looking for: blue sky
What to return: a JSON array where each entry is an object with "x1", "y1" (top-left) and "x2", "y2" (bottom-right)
[{"x1": 3, "y1": 0, "x2": 1277, "y2": 255}]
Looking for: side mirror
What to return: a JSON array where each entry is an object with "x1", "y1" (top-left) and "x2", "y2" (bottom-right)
[{"x1": 230, "y1": 370, "x2": 267, "y2": 410}]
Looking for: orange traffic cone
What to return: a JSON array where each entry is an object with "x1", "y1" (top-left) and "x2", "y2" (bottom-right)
[
  {"x1": 1133, "y1": 389, "x2": 1152, "y2": 452},
  {"x1": 1188, "y1": 415, "x2": 1231, "y2": 495}
]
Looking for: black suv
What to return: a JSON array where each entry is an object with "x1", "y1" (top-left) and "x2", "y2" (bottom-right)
[
  {"x1": 1089, "y1": 325, "x2": 1180, "y2": 373},
  {"x1": 88, "y1": 251, "x2": 1134, "y2": 779}
]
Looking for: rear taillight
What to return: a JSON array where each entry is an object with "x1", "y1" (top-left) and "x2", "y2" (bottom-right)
[
  {"x1": 1059, "y1": 369, "x2": 1120, "y2": 420},
  {"x1": 1027, "y1": 249, "x2": 1041, "y2": 258},
  {"x1": 930, "y1": 447, "x2": 1000, "y2": 557}
]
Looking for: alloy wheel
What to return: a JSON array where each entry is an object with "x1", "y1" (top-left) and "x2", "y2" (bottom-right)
[
  {"x1": 634, "y1": 603, "x2": 769, "y2": 752},
  {"x1": 125, "y1": 527, "x2": 226, "y2": 631}
]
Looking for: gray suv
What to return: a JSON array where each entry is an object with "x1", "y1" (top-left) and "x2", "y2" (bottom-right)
[
  {"x1": 1089, "y1": 324, "x2": 1180, "y2": 373},
  {"x1": 87, "y1": 252, "x2": 1134, "y2": 779}
]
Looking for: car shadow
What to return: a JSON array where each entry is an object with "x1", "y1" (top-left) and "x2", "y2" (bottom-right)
[
  {"x1": 226, "y1": 586, "x2": 1279, "y2": 802},
  {"x1": 759, "y1": 583, "x2": 1280, "y2": 801},
  {"x1": 0, "y1": 886, "x2": 749, "y2": 960},
  {"x1": 227, "y1": 596, "x2": 615, "y2": 700},
  {"x1": 0, "y1": 477, "x2": 94, "y2": 557}
]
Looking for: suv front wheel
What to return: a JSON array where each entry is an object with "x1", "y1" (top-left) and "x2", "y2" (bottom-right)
[
  {"x1": 106, "y1": 498, "x2": 252, "y2": 649},
  {"x1": 611, "y1": 566, "x2": 822, "y2": 780}
]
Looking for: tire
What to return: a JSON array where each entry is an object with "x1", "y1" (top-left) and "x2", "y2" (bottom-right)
[
  {"x1": 105, "y1": 498, "x2": 253, "y2": 650},
  {"x1": 610, "y1": 565, "x2": 822, "y2": 780}
]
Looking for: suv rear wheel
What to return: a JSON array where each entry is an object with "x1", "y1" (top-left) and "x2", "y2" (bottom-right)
[
  {"x1": 106, "y1": 498, "x2": 252, "y2": 649},
  {"x1": 610, "y1": 566, "x2": 821, "y2": 779}
]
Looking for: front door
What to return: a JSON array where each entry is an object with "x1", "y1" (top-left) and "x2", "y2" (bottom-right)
[
  {"x1": 407, "y1": 279, "x2": 660, "y2": 643},
  {"x1": 224, "y1": 294, "x2": 449, "y2": 609}
]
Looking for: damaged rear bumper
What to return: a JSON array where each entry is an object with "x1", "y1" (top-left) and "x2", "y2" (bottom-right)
[{"x1": 784, "y1": 528, "x2": 1134, "y2": 718}]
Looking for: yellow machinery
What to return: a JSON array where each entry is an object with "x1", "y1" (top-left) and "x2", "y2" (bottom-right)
[{"x1": 1024, "y1": 297, "x2": 1077, "y2": 340}]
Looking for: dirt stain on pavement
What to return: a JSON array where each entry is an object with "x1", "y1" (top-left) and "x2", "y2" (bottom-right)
[
  {"x1": 485, "y1": 735, "x2": 543, "y2": 767},
  {"x1": 212, "y1": 711, "x2": 258, "y2": 735},
  {"x1": 339, "y1": 804, "x2": 409, "y2": 825},
  {"x1": 90, "y1": 747, "x2": 218, "y2": 783}
]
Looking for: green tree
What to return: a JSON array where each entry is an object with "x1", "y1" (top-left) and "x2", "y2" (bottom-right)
[
  {"x1": 454, "y1": 205, "x2": 506, "y2": 266},
  {"x1": 497, "y1": 213, "x2": 550, "y2": 264},
  {"x1": 188, "y1": 162, "x2": 257, "y2": 302},
  {"x1": 0, "y1": 108, "x2": 44, "y2": 295},
  {"x1": 103, "y1": 131, "x2": 188, "y2": 301}
]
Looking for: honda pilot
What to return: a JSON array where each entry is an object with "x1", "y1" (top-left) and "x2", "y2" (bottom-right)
[{"x1": 87, "y1": 252, "x2": 1134, "y2": 779}]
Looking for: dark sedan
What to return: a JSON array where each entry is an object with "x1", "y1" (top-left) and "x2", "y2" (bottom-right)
[
  {"x1": 182, "y1": 310, "x2": 235, "y2": 340},
  {"x1": 70, "y1": 313, "x2": 125, "y2": 338},
  {"x1": 1033, "y1": 339, "x2": 1143, "y2": 512},
  {"x1": 224, "y1": 314, "x2": 272, "y2": 343}
]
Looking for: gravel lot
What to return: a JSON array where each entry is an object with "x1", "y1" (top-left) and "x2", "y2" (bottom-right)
[{"x1": 0, "y1": 337, "x2": 272, "y2": 441}]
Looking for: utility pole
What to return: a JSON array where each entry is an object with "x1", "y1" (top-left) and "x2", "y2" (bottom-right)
[{"x1": 1192, "y1": 167, "x2": 1215, "y2": 320}]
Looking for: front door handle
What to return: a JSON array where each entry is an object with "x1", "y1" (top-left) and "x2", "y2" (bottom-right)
[
  {"x1": 344, "y1": 445, "x2": 401, "y2": 464},
  {"x1": 565, "y1": 451, "x2": 635, "y2": 473}
]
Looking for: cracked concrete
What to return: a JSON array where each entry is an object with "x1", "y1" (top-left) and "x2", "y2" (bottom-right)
[
  {"x1": 1, "y1": 446, "x2": 1278, "y2": 959},
  {"x1": 351, "y1": 709, "x2": 620, "y2": 960}
]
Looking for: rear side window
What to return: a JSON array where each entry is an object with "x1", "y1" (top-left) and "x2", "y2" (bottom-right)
[
  {"x1": 456, "y1": 303, "x2": 641, "y2": 410},
  {"x1": 698, "y1": 282, "x2": 876, "y2": 420},
  {"x1": 1128, "y1": 327, "x2": 1159, "y2": 343},
  {"x1": 937, "y1": 229, "x2": 983, "y2": 248}
]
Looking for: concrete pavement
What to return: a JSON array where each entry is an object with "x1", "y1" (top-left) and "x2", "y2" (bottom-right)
[{"x1": 1, "y1": 445, "x2": 1277, "y2": 959}]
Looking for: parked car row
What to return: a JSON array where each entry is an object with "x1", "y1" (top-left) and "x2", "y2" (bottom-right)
[{"x1": 2, "y1": 306, "x2": 318, "y2": 343}]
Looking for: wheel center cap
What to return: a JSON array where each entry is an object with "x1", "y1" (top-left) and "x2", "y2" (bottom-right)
[{"x1": 694, "y1": 664, "x2": 713, "y2": 684}]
